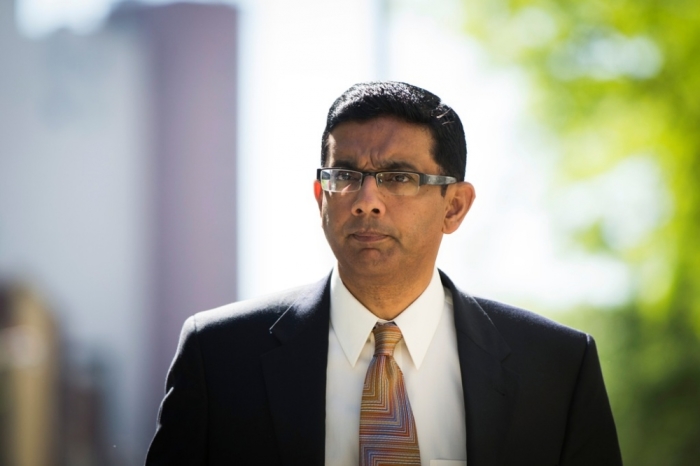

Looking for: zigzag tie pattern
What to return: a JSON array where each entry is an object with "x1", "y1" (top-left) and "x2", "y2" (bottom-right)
[{"x1": 359, "y1": 323, "x2": 421, "y2": 466}]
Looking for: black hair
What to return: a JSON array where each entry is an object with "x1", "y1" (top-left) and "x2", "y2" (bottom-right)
[{"x1": 321, "y1": 81, "x2": 466, "y2": 181}]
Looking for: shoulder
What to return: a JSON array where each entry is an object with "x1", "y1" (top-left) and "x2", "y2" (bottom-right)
[
  {"x1": 440, "y1": 268, "x2": 591, "y2": 367},
  {"x1": 440, "y1": 270, "x2": 586, "y2": 344},
  {"x1": 473, "y1": 295, "x2": 584, "y2": 340},
  {"x1": 458, "y1": 295, "x2": 590, "y2": 378},
  {"x1": 181, "y1": 277, "x2": 329, "y2": 345},
  {"x1": 468, "y1": 293, "x2": 591, "y2": 365}
]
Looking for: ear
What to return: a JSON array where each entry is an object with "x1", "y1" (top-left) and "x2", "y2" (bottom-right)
[
  {"x1": 313, "y1": 180, "x2": 323, "y2": 212},
  {"x1": 442, "y1": 182, "x2": 475, "y2": 234}
]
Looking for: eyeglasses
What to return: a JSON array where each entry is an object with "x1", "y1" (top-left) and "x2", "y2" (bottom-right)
[{"x1": 316, "y1": 168, "x2": 457, "y2": 196}]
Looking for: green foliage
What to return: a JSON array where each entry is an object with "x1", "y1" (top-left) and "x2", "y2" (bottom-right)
[
  {"x1": 463, "y1": 0, "x2": 700, "y2": 464},
  {"x1": 559, "y1": 306, "x2": 700, "y2": 464}
]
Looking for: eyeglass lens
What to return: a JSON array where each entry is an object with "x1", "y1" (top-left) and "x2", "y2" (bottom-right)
[{"x1": 321, "y1": 169, "x2": 420, "y2": 196}]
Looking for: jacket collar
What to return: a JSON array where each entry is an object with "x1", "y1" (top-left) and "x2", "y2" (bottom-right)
[
  {"x1": 440, "y1": 270, "x2": 519, "y2": 466},
  {"x1": 262, "y1": 276, "x2": 330, "y2": 465}
]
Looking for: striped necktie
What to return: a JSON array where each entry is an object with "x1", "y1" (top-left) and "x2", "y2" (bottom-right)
[{"x1": 359, "y1": 322, "x2": 421, "y2": 465}]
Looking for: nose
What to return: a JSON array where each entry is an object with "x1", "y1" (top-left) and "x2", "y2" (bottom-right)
[{"x1": 351, "y1": 174, "x2": 385, "y2": 216}]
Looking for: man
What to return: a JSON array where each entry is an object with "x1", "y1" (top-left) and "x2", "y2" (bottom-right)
[{"x1": 146, "y1": 82, "x2": 622, "y2": 465}]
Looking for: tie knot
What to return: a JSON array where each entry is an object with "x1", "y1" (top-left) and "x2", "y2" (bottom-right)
[{"x1": 372, "y1": 323, "x2": 403, "y2": 357}]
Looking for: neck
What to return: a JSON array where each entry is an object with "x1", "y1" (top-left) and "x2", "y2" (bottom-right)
[{"x1": 337, "y1": 265, "x2": 435, "y2": 320}]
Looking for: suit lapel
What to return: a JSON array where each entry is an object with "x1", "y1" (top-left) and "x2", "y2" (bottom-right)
[
  {"x1": 260, "y1": 271, "x2": 518, "y2": 465},
  {"x1": 261, "y1": 276, "x2": 331, "y2": 466},
  {"x1": 440, "y1": 271, "x2": 519, "y2": 466}
]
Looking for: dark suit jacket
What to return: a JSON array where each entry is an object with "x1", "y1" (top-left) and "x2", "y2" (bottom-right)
[{"x1": 146, "y1": 271, "x2": 622, "y2": 465}]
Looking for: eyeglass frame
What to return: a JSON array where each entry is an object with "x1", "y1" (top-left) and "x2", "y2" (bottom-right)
[{"x1": 316, "y1": 167, "x2": 457, "y2": 196}]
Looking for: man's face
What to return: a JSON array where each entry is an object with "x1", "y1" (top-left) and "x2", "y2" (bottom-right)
[{"x1": 314, "y1": 116, "x2": 474, "y2": 286}]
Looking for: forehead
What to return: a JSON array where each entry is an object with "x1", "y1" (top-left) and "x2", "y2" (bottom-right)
[{"x1": 327, "y1": 117, "x2": 436, "y2": 171}]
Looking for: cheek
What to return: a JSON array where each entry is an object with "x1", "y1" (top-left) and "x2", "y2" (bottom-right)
[
  {"x1": 321, "y1": 203, "x2": 343, "y2": 234},
  {"x1": 407, "y1": 205, "x2": 445, "y2": 239},
  {"x1": 320, "y1": 205, "x2": 332, "y2": 230}
]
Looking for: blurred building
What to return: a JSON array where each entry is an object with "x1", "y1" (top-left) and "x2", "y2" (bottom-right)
[
  {"x1": 0, "y1": 1, "x2": 239, "y2": 464},
  {"x1": 0, "y1": 284, "x2": 61, "y2": 466}
]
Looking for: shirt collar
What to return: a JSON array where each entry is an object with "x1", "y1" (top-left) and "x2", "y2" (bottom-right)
[{"x1": 330, "y1": 265, "x2": 445, "y2": 369}]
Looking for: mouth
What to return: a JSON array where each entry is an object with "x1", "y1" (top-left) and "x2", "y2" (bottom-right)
[{"x1": 350, "y1": 231, "x2": 390, "y2": 243}]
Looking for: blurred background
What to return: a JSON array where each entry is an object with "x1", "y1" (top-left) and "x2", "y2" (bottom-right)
[{"x1": 0, "y1": 0, "x2": 698, "y2": 464}]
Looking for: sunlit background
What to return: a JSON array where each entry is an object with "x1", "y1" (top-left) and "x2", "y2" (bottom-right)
[{"x1": 1, "y1": 0, "x2": 698, "y2": 464}]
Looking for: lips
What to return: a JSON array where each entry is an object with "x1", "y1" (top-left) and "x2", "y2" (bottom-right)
[{"x1": 350, "y1": 230, "x2": 390, "y2": 243}]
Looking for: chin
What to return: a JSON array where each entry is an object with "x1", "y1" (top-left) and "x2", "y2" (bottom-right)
[{"x1": 344, "y1": 258, "x2": 397, "y2": 277}]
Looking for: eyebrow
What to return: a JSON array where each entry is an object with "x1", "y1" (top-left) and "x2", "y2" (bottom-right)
[{"x1": 330, "y1": 159, "x2": 420, "y2": 172}]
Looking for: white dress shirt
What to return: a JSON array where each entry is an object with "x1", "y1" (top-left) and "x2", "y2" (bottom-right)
[{"x1": 324, "y1": 266, "x2": 467, "y2": 466}]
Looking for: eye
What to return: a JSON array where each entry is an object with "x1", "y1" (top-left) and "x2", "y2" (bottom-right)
[
  {"x1": 334, "y1": 170, "x2": 356, "y2": 181},
  {"x1": 384, "y1": 172, "x2": 417, "y2": 184}
]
